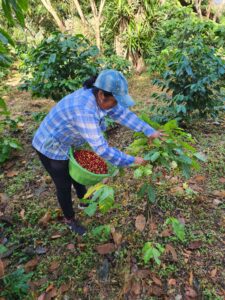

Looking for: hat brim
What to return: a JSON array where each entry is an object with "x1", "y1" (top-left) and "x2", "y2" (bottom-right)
[{"x1": 113, "y1": 93, "x2": 135, "y2": 107}]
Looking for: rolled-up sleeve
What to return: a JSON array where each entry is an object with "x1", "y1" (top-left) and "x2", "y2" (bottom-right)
[
  {"x1": 74, "y1": 113, "x2": 135, "y2": 167},
  {"x1": 108, "y1": 105, "x2": 156, "y2": 136}
]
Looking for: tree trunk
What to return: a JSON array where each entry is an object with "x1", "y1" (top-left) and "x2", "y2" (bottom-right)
[
  {"x1": 40, "y1": 0, "x2": 66, "y2": 32},
  {"x1": 206, "y1": 0, "x2": 212, "y2": 18},
  {"x1": 89, "y1": 0, "x2": 106, "y2": 51},
  {"x1": 94, "y1": 17, "x2": 101, "y2": 50},
  {"x1": 195, "y1": 0, "x2": 202, "y2": 18},
  {"x1": 114, "y1": 20, "x2": 127, "y2": 57},
  {"x1": 72, "y1": 0, "x2": 88, "y2": 26}
]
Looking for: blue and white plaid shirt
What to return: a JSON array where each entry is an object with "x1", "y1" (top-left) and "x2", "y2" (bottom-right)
[{"x1": 32, "y1": 88, "x2": 156, "y2": 167}]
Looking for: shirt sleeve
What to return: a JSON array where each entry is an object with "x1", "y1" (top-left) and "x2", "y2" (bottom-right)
[
  {"x1": 108, "y1": 105, "x2": 156, "y2": 136},
  {"x1": 74, "y1": 112, "x2": 135, "y2": 167}
]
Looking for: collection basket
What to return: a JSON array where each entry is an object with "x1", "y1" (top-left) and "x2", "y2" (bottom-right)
[{"x1": 69, "y1": 148, "x2": 116, "y2": 186}]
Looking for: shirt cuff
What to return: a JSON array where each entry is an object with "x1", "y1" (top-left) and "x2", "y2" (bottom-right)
[
  {"x1": 118, "y1": 154, "x2": 135, "y2": 167},
  {"x1": 126, "y1": 155, "x2": 135, "y2": 166},
  {"x1": 143, "y1": 126, "x2": 157, "y2": 137}
]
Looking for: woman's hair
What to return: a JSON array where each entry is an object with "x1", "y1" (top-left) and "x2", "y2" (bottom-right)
[
  {"x1": 83, "y1": 75, "x2": 113, "y2": 98},
  {"x1": 83, "y1": 75, "x2": 98, "y2": 89}
]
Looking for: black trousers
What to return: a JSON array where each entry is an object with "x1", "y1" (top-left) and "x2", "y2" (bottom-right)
[{"x1": 36, "y1": 150, "x2": 87, "y2": 219}]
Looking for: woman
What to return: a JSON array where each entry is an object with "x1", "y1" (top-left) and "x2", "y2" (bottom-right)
[{"x1": 32, "y1": 69, "x2": 162, "y2": 235}]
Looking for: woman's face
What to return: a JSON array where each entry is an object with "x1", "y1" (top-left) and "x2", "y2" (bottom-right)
[{"x1": 96, "y1": 90, "x2": 117, "y2": 110}]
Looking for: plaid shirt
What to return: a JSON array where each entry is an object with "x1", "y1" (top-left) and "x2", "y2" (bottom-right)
[{"x1": 32, "y1": 88, "x2": 156, "y2": 167}]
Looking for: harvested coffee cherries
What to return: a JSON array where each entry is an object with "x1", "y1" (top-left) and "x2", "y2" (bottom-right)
[{"x1": 74, "y1": 150, "x2": 108, "y2": 174}]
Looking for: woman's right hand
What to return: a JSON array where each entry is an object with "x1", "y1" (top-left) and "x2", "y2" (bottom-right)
[{"x1": 134, "y1": 157, "x2": 147, "y2": 165}]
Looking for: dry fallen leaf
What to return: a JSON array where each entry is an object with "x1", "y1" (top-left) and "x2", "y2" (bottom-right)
[
  {"x1": 135, "y1": 269, "x2": 151, "y2": 279},
  {"x1": 0, "y1": 260, "x2": 4, "y2": 278},
  {"x1": 148, "y1": 284, "x2": 164, "y2": 297},
  {"x1": 6, "y1": 170, "x2": 19, "y2": 178},
  {"x1": 29, "y1": 278, "x2": 48, "y2": 288},
  {"x1": 24, "y1": 257, "x2": 39, "y2": 273},
  {"x1": 49, "y1": 261, "x2": 60, "y2": 272},
  {"x1": 168, "y1": 278, "x2": 176, "y2": 286},
  {"x1": 38, "y1": 211, "x2": 51, "y2": 226},
  {"x1": 212, "y1": 190, "x2": 225, "y2": 198},
  {"x1": 188, "y1": 240, "x2": 202, "y2": 250},
  {"x1": 51, "y1": 234, "x2": 61, "y2": 239},
  {"x1": 66, "y1": 244, "x2": 75, "y2": 250},
  {"x1": 210, "y1": 268, "x2": 217, "y2": 278},
  {"x1": 46, "y1": 284, "x2": 54, "y2": 293},
  {"x1": 166, "y1": 244, "x2": 178, "y2": 262},
  {"x1": 183, "y1": 249, "x2": 191, "y2": 263},
  {"x1": 194, "y1": 175, "x2": 206, "y2": 182},
  {"x1": 111, "y1": 227, "x2": 123, "y2": 246},
  {"x1": 219, "y1": 177, "x2": 225, "y2": 184},
  {"x1": 96, "y1": 243, "x2": 115, "y2": 255},
  {"x1": 59, "y1": 282, "x2": 71, "y2": 293},
  {"x1": 83, "y1": 286, "x2": 89, "y2": 296},
  {"x1": 161, "y1": 228, "x2": 172, "y2": 237},
  {"x1": 37, "y1": 293, "x2": 46, "y2": 300},
  {"x1": 0, "y1": 193, "x2": 9, "y2": 202},
  {"x1": 46, "y1": 287, "x2": 57, "y2": 299},
  {"x1": 20, "y1": 209, "x2": 25, "y2": 219},
  {"x1": 149, "y1": 222, "x2": 157, "y2": 233},
  {"x1": 170, "y1": 186, "x2": 184, "y2": 194},
  {"x1": 189, "y1": 270, "x2": 193, "y2": 286},
  {"x1": 135, "y1": 214, "x2": 146, "y2": 232},
  {"x1": 185, "y1": 286, "x2": 197, "y2": 298},
  {"x1": 131, "y1": 281, "x2": 141, "y2": 295},
  {"x1": 151, "y1": 275, "x2": 162, "y2": 286}
]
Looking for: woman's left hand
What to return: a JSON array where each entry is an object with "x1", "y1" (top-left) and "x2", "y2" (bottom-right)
[{"x1": 148, "y1": 130, "x2": 168, "y2": 144}]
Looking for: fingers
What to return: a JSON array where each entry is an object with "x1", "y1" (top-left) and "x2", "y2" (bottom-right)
[{"x1": 158, "y1": 130, "x2": 169, "y2": 137}]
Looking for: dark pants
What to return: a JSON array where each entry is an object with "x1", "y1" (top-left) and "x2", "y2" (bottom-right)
[{"x1": 36, "y1": 150, "x2": 87, "y2": 219}]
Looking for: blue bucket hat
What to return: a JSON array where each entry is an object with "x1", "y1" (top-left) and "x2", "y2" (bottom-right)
[{"x1": 93, "y1": 69, "x2": 135, "y2": 107}]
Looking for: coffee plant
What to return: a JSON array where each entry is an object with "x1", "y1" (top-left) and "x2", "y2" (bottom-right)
[
  {"x1": 142, "y1": 242, "x2": 165, "y2": 265},
  {"x1": 128, "y1": 115, "x2": 206, "y2": 203},
  {"x1": 165, "y1": 217, "x2": 185, "y2": 242},
  {"x1": 151, "y1": 39, "x2": 225, "y2": 122},
  {"x1": 0, "y1": 99, "x2": 21, "y2": 164},
  {"x1": 19, "y1": 33, "x2": 100, "y2": 101},
  {"x1": 19, "y1": 32, "x2": 132, "y2": 102}
]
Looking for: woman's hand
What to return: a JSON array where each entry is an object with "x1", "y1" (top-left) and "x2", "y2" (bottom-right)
[
  {"x1": 134, "y1": 157, "x2": 147, "y2": 165},
  {"x1": 148, "y1": 130, "x2": 168, "y2": 144}
]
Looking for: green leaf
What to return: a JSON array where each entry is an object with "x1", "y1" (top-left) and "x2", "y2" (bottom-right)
[
  {"x1": 137, "y1": 183, "x2": 148, "y2": 198},
  {"x1": 149, "y1": 151, "x2": 160, "y2": 162},
  {"x1": 18, "y1": 0, "x2": 28, "y2": 11},
  {"x1": 194, "y1": 152, "x2": 207, "y2": 162},
  {"x1": 10, "y1": 0, "x2": 25, "y2": 27},
  {"x1": 99, "y1": 196, "x2": 114, "y2": 213},
  {"x1": 84, "y1": 203, "x2": 97, "y2": 217},
  {"x1": 91, "y1": 225, "x2": 111, "y2": 240},
  {"x1": 134, "y1": 168, "x2": 143, "y2": 179},
  {"x1": 142, "y1": 242, "x2": 153, "y2": 263},
  {"x1": 0, "y1": 54, "x2": 12, "y2": 67},
  {"x1": 147, "y1": 184, "x2": 156, "y2": 203},
  {"x1": 143, "y1": 165, "x2": 153, "y2": 176},
  {"x1": 0, "y1": 98, "x2": 8, "y2": 112},
  {"x1": 166, "y1": 217, "x2": 185, "y2": 241},
  {"x1": 172, "y1": 220, "x2": 185, "y2": 241},
  {"x1": 48, "y1": 53, "x2": 56, "y2": 64},
  {"x1": 152, "y1": 248, "x2": 161, "y2": 265},
  {"x1": 2, "y1": 0, "x2": 14, "y2": 24},
  {"x1": 0, "y1": 244, "x2": 8, "y2": 254},
  {"x1": 9, "y1": 141, "x2": 21, "y2": 149},
  {"x1": 0, "y1": 28, "x2": 15, "y2": 46}
]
